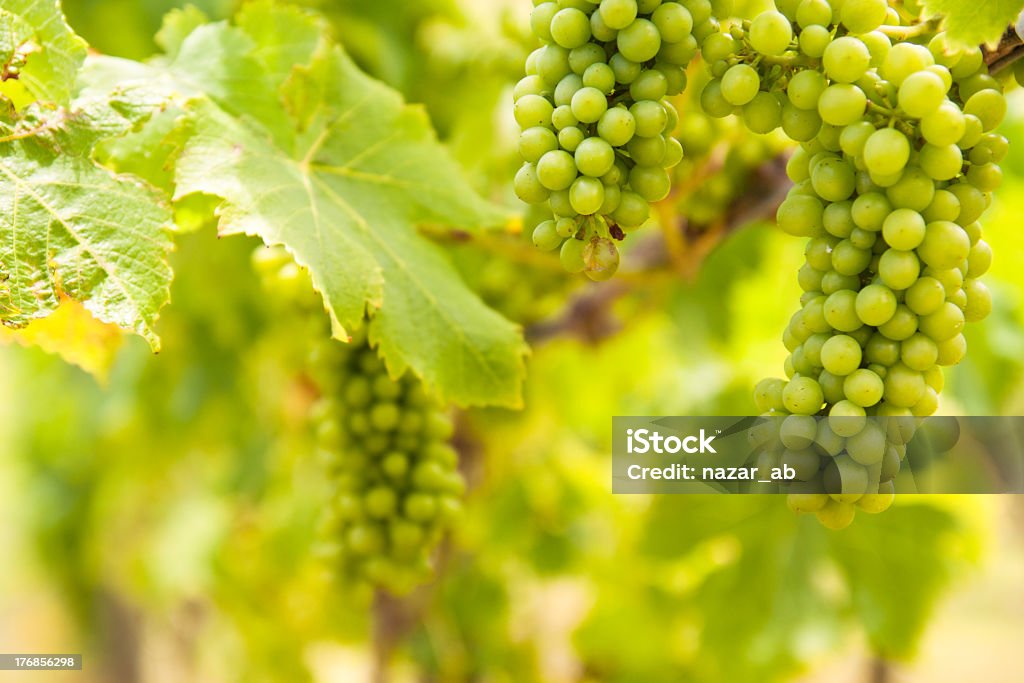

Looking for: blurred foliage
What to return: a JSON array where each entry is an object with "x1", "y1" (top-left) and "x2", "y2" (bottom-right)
[{"x1": 2, "y1": 1, "x2": 1023, "y2": 682}]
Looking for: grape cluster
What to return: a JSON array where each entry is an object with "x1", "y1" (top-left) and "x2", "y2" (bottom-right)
[
  {"x1": 311, "y1": 339, "x2": 465, "y2": 595},
  {"x1": 513, "y1": 0, "x2": 702, "y2": 279},
  {"x1": 698, "y1": 1, "x2": 1003, "y2": 528},
  {"x1": 251, "y1": 247, "x2": 464, "y2": 593}
]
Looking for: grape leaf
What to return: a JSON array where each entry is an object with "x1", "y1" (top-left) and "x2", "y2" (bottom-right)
[
  {"x1": 0, "y1": 295, "x2": 124, "y2": 379},
  {"x1": 0, "y1": 103, "x2": 174, "y2": 349},
  {"x1": 924, "y1": 0, "x2": 1024, "y2": 47},
  {"x1": 0, "y1": 0, "x2": 87, "y2": 105},
  {"x1": 79, "y1": 5, "x2": 526, "y2": 407}
]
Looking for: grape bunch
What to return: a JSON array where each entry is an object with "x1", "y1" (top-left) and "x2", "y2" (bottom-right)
[
  {"x1": 698, "y1": 1, "x2": 1003, "y2": 528},
  {"x1": 513, "y1": 0, "x2": 702, "y2": 279},
  {"x1": 310, "y1": 339, "x2": 465, "y2": 595},
  {"x1": 251, "y1": 247, "x2": 464, "y2": 593}
]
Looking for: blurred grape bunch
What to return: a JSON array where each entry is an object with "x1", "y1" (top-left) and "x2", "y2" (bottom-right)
[{"x1": 252, "y1": 247, "x2": 465, "y2": 596}]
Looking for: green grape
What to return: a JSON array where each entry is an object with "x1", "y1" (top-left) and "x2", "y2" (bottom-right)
[
  {"x1": 777, "y1": 194, "x2": 824, "y2": 237},
  {"x1": 629, "y1": 164, "x2": 672, "y2": 201},
  {"x1": 631, "y1": 100, "x2": 669, "y2": 137},
  {"x1": 570, "y1": 176, "x2": 606, "y2": 214},
  {"x1": 617, "y1": 18, "x2": 662, "y2": 62},
  {"x1": 551, "y1": 8, "x2": 593, "y2": 48},
  {"x1": 787, "y1": 69, "x2": 827, "y2": 110},
  {"x1": 569, "y1": 43, "x2": 606, "y2": 74},
  {"x1": 823, "y1": 37, "x2": 871, "y2": 84},
  {"x1": 811, "y1": 157, "x2": 856, "y2": 202},
  {"x1": 918, "y1": 143, "x2": 963, "y2": 181},
  {"x1": 583, "y1": 62, "x2": 616, "y2": 93},
  {"x1": 783, "y1": 376, "x2": 825, "y2": 415},
  {"x1": 630, "y1": 69, "x2": 669, "y2": 101},
  {"x1": 519, "y1": 126, "x2": 559, "y2": 163},
  {"x1": 821, "y1": 334, "x2": 863, "y2": 376},
  {"x1": 881, "y1": 42, "x2": 933, "y2": 86},
  {"x1": 843, "y1": 368, "x2": 884, "y2": 407},
  {"x1": 599, "y1": 0, "x2": 638, "y2": 30},
  {"x1": 878, "y1": 249, "x2": 920, "y2": 290},
  {"x1": 652, "y1": 3, "x2": 693, "y2": 42},
  {"x1": 749, "y1": 10, "x2": 792, "y2": 56},
  {"x1": 799, "y1": 24, "x2": 831, "y2": 58},
  {"x1": 571, "y1": 86, "x2": 609, "y2": 123},
  {"x1": 917, "y1": 221, "x2": 969, "y2": 270},
  {"x1": 558, "y1": 125, "x2": 585, "y2": 151},
  {"x1": 897, "y1": 70, "x2": 946, "y2": 117},
  {"x1": 855, "y1": 283, "x2": 897, "y2": 326},
  {"x1": 532, "y1": 220, "x2": 563, "y2": 250},
  {"x1": 721, "y1": 63, "x2": 761, "y2": 105},
  {"x1": 796, "y1": 0, "x2": 832, "y2": 28},
  {"x1": 818, "y1": 84, "x2": 867, "y2": 126},
  {"x1": 881, "y1": 208, "x2": 926, "y2": 250},
  {"x1": 515, "y1": 163, "x2": 551, "y2": 204},
  {"x1": 537, "y1": 150, "x2": 578, "y2": 190},
  {"x1": 863, "y1": 128, "x2": 910, "y2": 177},
  {"x1": 840, "y1": 0, "x2": 887, "y2": 34},
  {"x1": 575, "y1": 136, "x2": 617, "y2": 176},
  {"x1": 613, "y1": 191, "x2": 650, "y2": 226},
  {"x1": 560, "y1": 237, "x2": 587, "y2": 273},
  {"x1": 514, "y1": 93, "x2": 555, "y2": 129}
]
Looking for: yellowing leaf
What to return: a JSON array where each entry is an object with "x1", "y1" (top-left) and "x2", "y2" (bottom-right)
[
  {"x1": 0, "y1": 296, "x2": 123, "y2": 379},
  {"x1": 924, "y1": 0, "x2": 1024, "y2": 47}
]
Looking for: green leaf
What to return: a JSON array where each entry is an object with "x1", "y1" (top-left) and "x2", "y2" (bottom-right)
[
  {"x1": 0, "y1": 104, "x2": 174, "y2": 349},
  {"x1": 924, "y1": 0, "x2": 1024, "y2": 46},
  {"x1": 76, "y1": 4, "x2": 525, "y2": 407},
  {"x1": 0, "y1": 0, "x2": 87, "y2": 104}
]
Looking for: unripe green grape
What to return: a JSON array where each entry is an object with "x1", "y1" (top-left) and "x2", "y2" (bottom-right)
[
  {"x1": 571, "y1": 86, "x2": 609, "y2": 123},
  {"x1": 961, "y1": 278, "x2": 991, "y2": 322},
  {"x1": 537, "y1": 150, "x2": 578, "y2": 190},
  {"x1": 885, "y1": 168, "x2": 935, "y2": 212},
  {"x1": 514, "y1": 74, "x2": 548, "y2": 101},
  {"x1": 830, "y1": 239, "x2": 871, "y2": 276},
  {"x1": 787, "y1": 69, "x2": 827, "y2": 111},
  {"x1": 700, "y1": 79, "x2": 734, "y2": 118},
  {"x1": 847, "y1": 421, "x2": 886, "y2": 466},
  {"x1": 514, "y1": 94, "x2": 555, "y2": 129},
  {"x1": 897, "y1": 70, "x2": 946, "y2": 118},
  {"x1": 575, "y1": 136, "x2": 616, "y2": 177},
  {"x1": 552, "y1": 104, "x2": 579, "y2": 130},
  {"x1": 777, "y1": 194, "x2": 824, "y2": 237},
  {"x1": 901, "y1": 333, "x2": 939, "y2": 371},
  {"x1": 918, "y1": 143, "x2": 963, "y2": 181},
  {"x1": 854, "y1": 285, "x2": 897, "y2": 328},
  {"x1": 629, "y1": 164, "x2": 671, "y2": 201},
  {"x1": 548, "y1": 188, "x2": 577, "y2": 217},
  {"x1": 609, "y1": 53, "x2": 641, "y2": 84},
  {"x1": 796, "y1": 0, "x2": 832, "y2": 27},
  {"x1": 863, "y1": 128, "x2": 910, "y2": 177},
  {"x1": 519, "y1": 126, "x2": 559, "y2": 163},
  {"x1": 569, "y1": 176, "x2": 606, "y2": 214},
  {"x1": 530, "y1": 2, "x2": 559, "y2": 41},
  {"x1": 824, "y1": 289, "x2": 862, "y2": 332},
  {"x1": 617, "y1": 18, "x2": 662, "y2": 62},
  {"x1": 569, "y1": 43, "x2": 606, "y2": 74},
  {"x1": 882, "y1": 42, "x2": 933, "y2": 86},
  {"x1": 841, "y1": 0, "x2": 887, "y2": 34},
  {"x1": 844, "y1": 368, "x2": 884, "y2": 407},
  {"x1": 782, "y1": 102, "x2": 824, "y2": 141},
  {"x1": 630, "y1": 69, "x2": 669, "y2": 101},
  {"x1": 882, "y1": 209, "x2": 926, "y2": 250},
  {"x1": 749, "y1": 10, "x2": 792, "y2": 56},
  {"x1": 839, "y1": 120, "x2": 874, "y2": 157},
  {"x1": 631, "y1": 99, "x2": 669, "y2": 137},
  {"x1": 883, "y1": 362, "x2": 926, "y2": 408},
  {"x1": 595, "y1": 108, "x2": 634, "y2": 147},
  {"x1": 920, "y1": 301, "x2": 965, "y2": 342},
  {"x1": 823, "y1": 37, "x2": 871, "y2": 84},
  {"x1": 812, "y1": 157, "x2": 856, "y2": 202},
  {"x1": 583, "y1": 62, "x2": 616, "y2": 94},
  {"x1": 799, "y1": 24, "x2": 831, "y2": 58},
  {"x1": 721, "y1": 63, "x2": 760, "y2": 105},
  {"x1": 627, "y1": 135, "x2": 667, "y2": 166},
  {"x1": 652, "y1": 2, "x2": 693, "y2": 42},
  {"x1": 754, "y1": 377, "x2": 787, "y2": 412},
  {"x1": 818, "y1": 84, "x2": 868, "y2": 126},
  {"x1": 878, "y1": 249, "x2": 920, "y2": 290},
  {"x1": 821, "y1": 334, "x2": 863, "y2": 376},
  {"x1": 550, "y1": 8, "x2": 593, "y2": 48},
  {"x1": 783, "y1": 376, "x2": 825, "y2": 415},
  {"x1": 599, "y1": 0, "x2": 638, "y2": 30},
  {"x1": 537, "y1": 44, "x2": 572, "y2": 86},
  {"x1": 966, "y1": 241, "x2": 992, "y2": 277},
  {"x1": 515, "y1": 163, "x2": 551, "y2": 204},
  {"x1": 917, "y1": 221, "x2": 969, "y2": 270},
  {"x1": 966, "y1": 163, "x2": 1002, "y2": 192},
  {"x1": 662, "y1": 137, "x2": 684, "y2": 168},
  {"x1": 877, "y1": 304, "x2": 918, "y2": 341},
  {"x1": 532, "y1": 220, "x2": 563, "y2": 250},
  {"x1": 935, "y1": 333, "x2": 967, "y2": 366},
  {"x1": 613, "y1": 191, "x2": 650, "y2": 227},
  {"x1": 560, "y1": 237, "x2": 587, "y2": 273}
]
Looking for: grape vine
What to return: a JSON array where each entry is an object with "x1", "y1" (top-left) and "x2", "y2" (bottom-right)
[
  {"x1": 696, "y1": 0, "x2": 1003, "y2": 528},
  {"x1": 253, "y1": 247, "x2": 464, "y2": 595}
]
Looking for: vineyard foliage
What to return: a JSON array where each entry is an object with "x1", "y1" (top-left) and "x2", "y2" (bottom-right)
[{"x1": 1, "y1": 0, "x2": 1024, "y2": 682}]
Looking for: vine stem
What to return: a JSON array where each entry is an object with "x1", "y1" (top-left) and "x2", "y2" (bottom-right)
[{"x1": 877, "y1": 19, "x2": 939, "y2": 39}]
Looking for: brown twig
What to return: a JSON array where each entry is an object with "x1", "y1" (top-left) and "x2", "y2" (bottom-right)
[{"x1": 983, "y1": 27, "x2": 1024, "y2": 73}]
